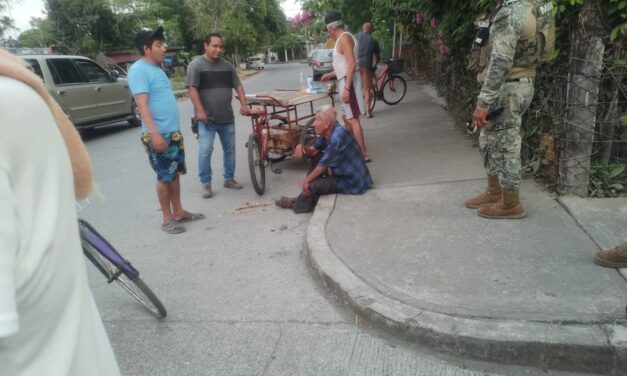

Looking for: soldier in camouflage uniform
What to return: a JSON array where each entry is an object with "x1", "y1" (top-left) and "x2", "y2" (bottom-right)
[{"x1": 466, "y1": 0, "x2": 553, "y2": 219}]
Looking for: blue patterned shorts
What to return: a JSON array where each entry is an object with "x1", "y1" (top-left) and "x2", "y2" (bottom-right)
[{"x1": 141, "y1": 131, "x2": 186, "y2": 182}]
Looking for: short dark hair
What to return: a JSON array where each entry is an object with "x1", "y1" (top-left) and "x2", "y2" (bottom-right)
[{"x1": 204, "y1": 32, "x2": 223, "y2": 44}]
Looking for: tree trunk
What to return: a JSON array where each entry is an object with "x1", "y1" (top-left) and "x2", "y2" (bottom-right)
[{"x1": 558, "y1": 0, "x2": 606, "y2": 197}]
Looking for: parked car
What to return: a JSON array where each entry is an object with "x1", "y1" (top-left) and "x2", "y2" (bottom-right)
[
  {"x1": 307, "y1": 50, "x2": 319, "y2": 65},
  {"x1": 21, "y1": 54, "x2": 140, "y2": 130},
  {"x1": 246, "y1": 56, "x2": 264, "y2": 70},
  {"x1": 311, "y1": 49, "x2": 333, "y2": 81}
]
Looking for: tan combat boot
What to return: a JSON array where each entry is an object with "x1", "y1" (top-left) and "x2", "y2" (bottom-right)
[
  {"x1": 464, "y1": 175, "x2": 502, "y2": 208},
  {"x1": 478, "y1": 191, "x2": 526, "y2": 219},
  {"x1": 594, "y1": 242, "x2": 627, "y2": 268}
]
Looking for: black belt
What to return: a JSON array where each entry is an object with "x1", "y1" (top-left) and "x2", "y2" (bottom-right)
[{"x1": 506, "y1": 77, "x2": 533, "y2": 83}]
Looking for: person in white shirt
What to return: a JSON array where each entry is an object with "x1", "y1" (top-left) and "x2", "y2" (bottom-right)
[
  {"x1": 0, "y1": 48, "x2": 120, "y2": 376},
  {"x1": 320, "y1": 10, "x2": 372, "y2": 163}
]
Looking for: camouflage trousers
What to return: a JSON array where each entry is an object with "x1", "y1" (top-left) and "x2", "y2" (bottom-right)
[{"x1": 479, "y1": 81, "x2": 534, "y2": 191}]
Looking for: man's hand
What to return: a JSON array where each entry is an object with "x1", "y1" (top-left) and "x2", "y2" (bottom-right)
[
  {"x1": 341, "y1": 86, "x2": 350, "y2": 103},
  {"x1": 151, "y1": 133, "x2": 168, "y2": 153},
  {"x1": 471, "y1": 106, "x2": 489, "y2": 129},
  {"x1": 240, "y1": 107, "x2": 251, "y2": 116},
  {"x1": 302, "y1": 180, "x2": 311, "y2": 197},
  {"x1": 196, "y1": 109, "x2": 208, "y2": 124},
  {"x1": 294, "y1": 144, "x2": 305, "y2": 159}
]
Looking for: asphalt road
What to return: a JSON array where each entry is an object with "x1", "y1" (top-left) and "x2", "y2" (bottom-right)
[{"x1": 80, "y1": 62, "x2": 586, "y2": 376}]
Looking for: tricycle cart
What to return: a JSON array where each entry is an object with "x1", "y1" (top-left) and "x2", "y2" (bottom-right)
[{"x1": 244, "y1": 90, "x2": 334, "y2": 195}]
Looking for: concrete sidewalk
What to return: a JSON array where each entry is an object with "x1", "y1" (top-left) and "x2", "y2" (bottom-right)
[{"x1": 306, "y1": 83, "x2": 627, "y2": 375}]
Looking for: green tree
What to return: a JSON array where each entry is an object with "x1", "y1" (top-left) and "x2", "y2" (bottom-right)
[
  {"x1": 0, "y1": 0, "x2": 16, "y2": 40},
  {"x1": 17, "y1": 17, "x2": 54, "y2": 47}
]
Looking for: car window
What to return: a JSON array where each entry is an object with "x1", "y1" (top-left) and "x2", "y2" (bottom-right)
[
  {"x1": 24, "y1": 59, "x2": 44, "y2": 82},
  {"x1": 47, "y1": 59, "x2": 84, "y2": 85},
  {"x1": 75, "y1": 59, "x2": 109, "y2": 82},
  {"x1": 322, "y1": 51, "x2": 333, "y2": 58}
]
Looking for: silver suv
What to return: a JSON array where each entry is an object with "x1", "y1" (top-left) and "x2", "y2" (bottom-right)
[{"x1": 22, "y1": 54, "x2": 140, "y2": 129}]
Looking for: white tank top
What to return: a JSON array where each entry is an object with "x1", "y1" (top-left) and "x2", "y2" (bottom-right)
[{"x1": 333, "y1": 31, "x2": 359, "y2": 80}]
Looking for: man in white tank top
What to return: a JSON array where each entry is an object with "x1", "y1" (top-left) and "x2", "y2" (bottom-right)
[{"x1": 320, "y1": 11, "x2": 371, "y2": 163}]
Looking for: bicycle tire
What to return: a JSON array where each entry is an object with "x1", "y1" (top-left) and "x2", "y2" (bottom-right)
[
  {"x1": 82, "y1": 241, "x2": 167, "y2": 319},
  {"x1": 382, "y1": 75, "x2": 407, "y2": 105},
  {"x1": 299, "y1": 118, "x2": 316, "y2": 147},
  {"x1": 369, "y1": 93, "x2": 377, "y2": 113},
  {"x1": 115, "y1": 275, "x2": 167, "y2": 319},
  {"x1": 247, "y1": 132, "x2": 265, "y2": 195}
]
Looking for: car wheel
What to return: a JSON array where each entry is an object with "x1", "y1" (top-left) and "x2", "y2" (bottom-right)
[{"x1": 128, "y1": 99, "x2": 141, "y2": 127}]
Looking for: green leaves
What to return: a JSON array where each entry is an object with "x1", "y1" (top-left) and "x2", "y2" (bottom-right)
[{"x1": 590, "y1": 163, "x2": 627, "y2": 197}]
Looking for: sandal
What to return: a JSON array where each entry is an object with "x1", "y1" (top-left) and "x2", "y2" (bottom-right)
[
  {"x1": 175, "y1": 211, "x2": 205, "y2": 223},
  {"x1": 162, "y1": 220, "x2": 186, "y2": 234},
  {"x1": 365, "y1": 157, "x2": 373, "y2": 163}
]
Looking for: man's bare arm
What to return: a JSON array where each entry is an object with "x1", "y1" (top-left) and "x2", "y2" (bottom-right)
[
  {"x1": 340, "y1": 35, "x2": 357, "y2": 89},
  {"x1": 134, "y1": 93, "x2": 167, "y2": 152},
  {"x1": 187, "y1": 86, "x2": 207, "y2": 123},
  {"x1": 235, "y1": 84, "x2": 250, "y2": 115}
]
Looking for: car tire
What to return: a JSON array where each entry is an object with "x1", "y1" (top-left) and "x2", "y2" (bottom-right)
[{"x1": 128, "y1": 99, "x2": 141, "y2": 127}]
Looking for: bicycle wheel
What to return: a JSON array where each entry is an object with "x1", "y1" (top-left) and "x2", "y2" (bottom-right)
[
  {"x1": 247, "y1": 132, "x2": 265, "y2": 195},
  {"x1": 369, "y1": 93, "x2": 377, "y2": 113},
  {"x1": 382, "y1": 75, "x2": 407, "y2": 105},
  {"x1": 299, "y1": 118, "x2": 316, "y2": 147},
  {"x1": 82, "y1": 240, "x2": 167, "y2": 319},
  {"x1": 115, "y1": 275, "x2": 167, "y2": 319}
]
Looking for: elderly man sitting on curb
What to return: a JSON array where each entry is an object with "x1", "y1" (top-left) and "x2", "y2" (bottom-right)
[{"x1": 275, "y1": 105, "x2": 373, "y2": 213}]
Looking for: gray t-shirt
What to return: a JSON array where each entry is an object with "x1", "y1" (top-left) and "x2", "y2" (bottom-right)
[
  {"x1": 186, "y1": 56, "x2": 241, "y2": 124},
  {"x1": 355, "y1": 32, "x2": 380, "y2": 69}
]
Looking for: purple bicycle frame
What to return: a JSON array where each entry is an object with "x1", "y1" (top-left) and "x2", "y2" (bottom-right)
[{"x1": 78, "y1": 219, "x2": 139, "y2": 279}]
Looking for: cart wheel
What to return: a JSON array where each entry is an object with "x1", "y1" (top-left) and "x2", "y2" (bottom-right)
[
  {"x1": 248, "y1": 133, "x2": 265, "y2": 195},
  {"x1": 299, "y1": 118, "x2": 316, "y2": 148}
]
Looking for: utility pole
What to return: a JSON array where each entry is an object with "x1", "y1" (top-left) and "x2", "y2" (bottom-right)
[{"x1": 559, "y1": 0, "x2": 605, "y2": 196}]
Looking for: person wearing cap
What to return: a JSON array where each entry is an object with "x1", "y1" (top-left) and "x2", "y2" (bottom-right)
[
  {"x1": 320, "y1": 10, "x2": 371, "y2": 163},
  {"x1": 186, "y1": 32, "x2": 251, "y2": 199},
  {"x1": 128, "y1": 27, "x2": 205, "y2": 234}
]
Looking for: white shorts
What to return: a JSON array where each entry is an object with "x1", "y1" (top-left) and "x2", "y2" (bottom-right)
[{"x1": 338, "y1": 74, "x2": 365, "y2": 120}]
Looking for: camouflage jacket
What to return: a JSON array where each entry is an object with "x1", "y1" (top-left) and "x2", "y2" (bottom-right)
[{"x1": 477, "y1": 0, "x2": 537, "y2": 108}]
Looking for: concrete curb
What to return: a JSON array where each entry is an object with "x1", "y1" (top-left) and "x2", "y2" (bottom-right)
[{"x1": 307, "y1": 194, "x2": 627, "y2": 375}]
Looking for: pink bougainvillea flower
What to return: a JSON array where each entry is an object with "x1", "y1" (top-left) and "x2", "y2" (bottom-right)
[
  {"x1": 439, "y1": 43, "x2": 449, "y2": 54},
  {"x1": 430, "y1": 18, "x2": 438, "y2": 28},
  {"x1": 415, "y1": 12, "x2": 423, "y2": 24}
]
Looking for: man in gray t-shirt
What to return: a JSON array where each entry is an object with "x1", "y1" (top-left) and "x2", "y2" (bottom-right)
[
  {"x1": 187, "y1": 32, "x2": 250, "y2": 198},
  {"x1": 355, "y1": 23, "x2": 380, "y2": 118}
]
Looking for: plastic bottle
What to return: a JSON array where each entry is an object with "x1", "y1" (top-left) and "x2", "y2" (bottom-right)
[
  {"x1": 299, "y1": 72, "x2": 306, "y2": 91},
  {"x1": 306, "y1": 76, "x2": 313, "y2": 91}
]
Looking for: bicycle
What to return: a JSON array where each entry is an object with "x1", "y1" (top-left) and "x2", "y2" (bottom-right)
[
  {"x1": 78, "y1": 203, "x2": 167, "y2": 319},
  {"x1": 369, "y1": 59, "x2": 407, "y2": 113}
]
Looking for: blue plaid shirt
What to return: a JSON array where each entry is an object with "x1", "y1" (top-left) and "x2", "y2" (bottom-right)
[{"x1": 318, "y1": 123, "x2": 373, "y2": 194}]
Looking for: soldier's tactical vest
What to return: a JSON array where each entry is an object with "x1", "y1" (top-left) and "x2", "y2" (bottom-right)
[{"x1": 467, "y1": 0, "x2": 555, "y2": 81}]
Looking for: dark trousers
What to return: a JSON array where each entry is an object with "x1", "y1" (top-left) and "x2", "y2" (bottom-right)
[
  {"x1": 293, "y1": 153, "x2": 340, "y2": 213},
  {"x1": 293, "y1": 176, "x2": 340, "y2": 214}
]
